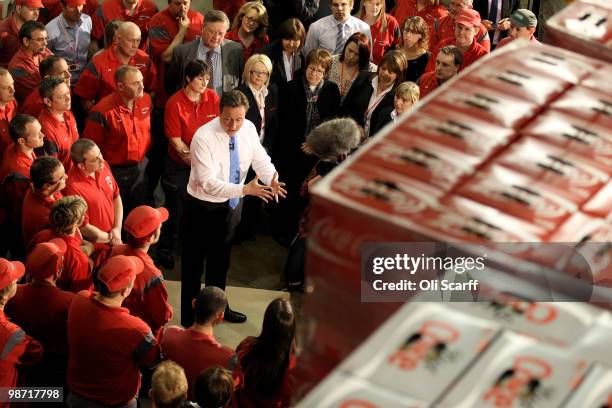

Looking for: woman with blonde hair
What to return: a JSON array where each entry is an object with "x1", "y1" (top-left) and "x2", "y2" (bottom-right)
[
  {"x1": 226, "y1": 1, "x2": 270, "y2": 60},
  {"x1": 358, "y1": 0, "x2": 401, "y2": 65},
  {"x1": 372, "y1": 81, "x2": 420, "y2": 133},
  {"x1": 399, "y1": 16, "x2": 430, "y2": 82}
]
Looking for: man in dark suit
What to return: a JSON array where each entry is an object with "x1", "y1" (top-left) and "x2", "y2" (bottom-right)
[
  {"x1": 166, "y1": 10, "x2": 244, "y2": 96},
  {"x1": 473, "y1": 0, "x2": 518, "y2": 47}
]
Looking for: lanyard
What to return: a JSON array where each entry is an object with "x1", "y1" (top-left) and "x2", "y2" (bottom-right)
[
  {"x1": 364, "y1": 85, "x2": 390, "y2": 120},
  {"x1": 58, "y1": 14, "x2": 80, "y2": 63}
]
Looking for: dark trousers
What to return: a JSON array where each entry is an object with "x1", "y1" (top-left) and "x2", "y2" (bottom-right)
[
  {"x1": 157, "y1": 158, "x2": 189, "y2": 257},
  {"x1": 146, "y1": 107, "x2": 168, "y2": 199},
  {"x1": 180, "y1": 194, "x2": 242, "y2": 327},
  {"x1": 111, "y1": 159, "x2": 150, "y2": 218}
]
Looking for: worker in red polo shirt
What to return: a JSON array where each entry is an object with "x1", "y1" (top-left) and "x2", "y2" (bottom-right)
[
  {"x1": 496, "y1": 9, "x2": 540, "y2": 49},
  {"x1": 74, "y1": 21, "x2": 156, "y2": 112},
  {"x1": 5, "y1": 239, "x2": 74, "y2": 389},
  {"x1": 109, "y1": 205, "x2": 172, "y2": 337},
  {"x1": 22, "y1": 156, "x2": 66, "y2": 247},
  {"x1": 83, "y1": 65, "x2": 152, "y2": 216},
  {"x1": 162, "y1": 286, "x2": 237, "y2": 399},
  {"x1": 37, "y1": 77, "x2": 79, "y2": 172},
  {"x1": 8, "y1": 20, "x2": 54, "y2": 103},
  {"x1": 430, "y1": 0, "x2": 490, "y2": 51},
  {"x1": 0, "y1": 69, "x2": 18, "y2": 160},
  {"x1": 66, "y1": 255, "x2": 161, "y2": 408},
  {"x1": 20, "y1": 55, "x2": 71, "y2": 118},
  {"x1": 28, "y1": 195, "x2": 93, "y2": 292},
  {"x1": 0, "y1": 114, "x2": 44, "y2": 260},
  {"x1": 0, "y1": 257, "x2": 44, "y2": 395},
  {"x1": 418, "y1": 44, "x2": 463, "y2": 99},
  {"x1": 90, "y1": 0, "x2": 158, "y2": 50},
  {"x1": 425, "y1": 8, "x2": 488, "y2": 73},
  {"x1": 63, "y1": 138, "x2": 123, "y2": 248},
  {"x1": 0, "y1": 0, "x2": 42, "y2": 68}
]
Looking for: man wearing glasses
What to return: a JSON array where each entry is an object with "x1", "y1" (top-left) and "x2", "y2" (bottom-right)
[
  {"x1": 0, "y1": 0, "x2": 42, "y2": 69},
  {"x1": 8, "y1": 20, "x2": 53, "y2": 103},
  {"x1": 302, "y1": 0, "x2": 371, "y2": 58},
  {"x1": 167, "y1": 10, "x2": 243, "y2": 97},
  {"x1": 181, "y1": 90, "x2": 286, "y2": 325}
]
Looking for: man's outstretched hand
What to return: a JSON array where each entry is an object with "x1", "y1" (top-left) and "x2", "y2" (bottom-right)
[
  {"x1": 270, "y1": 172, "x2": 287, "y2": 203},
  {"x1": 244, "y1": 177, "x2": 275, "y2": 202}
]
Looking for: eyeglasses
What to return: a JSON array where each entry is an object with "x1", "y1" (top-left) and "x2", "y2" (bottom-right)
[
  {"x1": 250, "y1": 70, "x2": 268, "y2": 77},
  {"x1": 244, "y1": 15, "x2": 259, "y2": 24},
  {"x1": 307, "y1": 66, "x2": 325, "y2": 75}
]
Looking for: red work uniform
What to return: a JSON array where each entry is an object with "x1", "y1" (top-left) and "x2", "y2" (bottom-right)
[
  {"x1": 8, "y1": 48, "x2": 54, "y2": 103},
  {"x1": 37, "y1": 109, "x2": 79, "y2": 172},
  {"x1": 430, "y1": 14, "x2": 491, "y2": 52},
  {"x1": 0, "y1": 16, "x2": 21, "y2": 69},
  {"x1": 5, "y1": 283, "x2": 74, "y2": 386},
  {"x1": 425, "y1": 37, "x2": 488, "y2": 72},
  {"x1": 63, "y1": 160, "x2": 119, "y2": 233},
  {"x1": 368, "y1": 14, "x2": 401, "y2": 66},
  {"x1": 164, "y1": 88, "x2": 219, "y2": 164},
  {"x1": 83, "y1": 92, "x2": 152, "y2": 166},
  {"x1": 67, "y1": 291, "x2": 161, "y2": 406},
  {"x1": 0, "y1": 99, "x2": 18, "y2": 159},
  {"x1": 496, "y1": 35, "x2": 541, "y2": 49},
  {"x1": 148, "y1": 7, "x2": 203, "y2": 108},
  {"x1": 19, "y1": 89, "x2": 44, "y2": 117},
  {"x1": 0, "y1": 310, "x2": 44, "y2": 399},
  {"x1": 0, "y1": 145, "x2": 35, "y2": 221},
  {"x1": 21, "y1": 188, "x2": 62, "y2": 247},
  {"x1": 391, "y1": 0, "x2": 448, "y2": 38},
  {"x1": 29, "y1": 229, "x2": 93, "y2": 292},
  {"x1": 91, "y1": 0, "x2": 158, "y2": 49},
  {"x1": 109, "y1": 245, "x2": 172, "y2": 336},
  {"x1": 417, "y1": 71, "x2": 441, "y2": 99},
  {"x1": 213, "y1": 0, "x2": 244, "y2": 22},
  {"x1": 161, "y1": 326, "x2": 236, "y2": 399},
  {"x1": 225, "y1": 29, "x2": 270, "y2": 62},
  {"x1": 74, "y1": 46, "x2": 156, "y2": 103}
]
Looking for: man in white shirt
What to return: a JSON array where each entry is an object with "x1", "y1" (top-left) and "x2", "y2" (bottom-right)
[
  {"x1": 181, "y1": 90, "x2": 286, "y2": 326},
  {"x1": 302, "y1": 0, "x2": 371, "y2": 57}
]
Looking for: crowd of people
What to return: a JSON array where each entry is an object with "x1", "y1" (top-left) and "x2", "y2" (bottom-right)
[{"x1": 0, "y1": 0, "x2": 543, "y2": 406}]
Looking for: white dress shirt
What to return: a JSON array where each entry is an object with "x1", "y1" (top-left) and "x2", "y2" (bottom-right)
[
  {"x1": 302, "y1": 15, "x2": 372, "y2": 58},
  {"x1": 187, "y1": 117, "x2": 276, "y2": 202}
]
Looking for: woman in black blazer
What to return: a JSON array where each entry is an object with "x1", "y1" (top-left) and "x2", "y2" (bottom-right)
[
  {"x1": 341, "y1": 50, "x2": 407, "y2": 138},
  {"x1": 274, "y1": 48, "x2": 341, "y2": 243},
  {"x1": 259, "y1": 18, "x2": 306, "y2": 90}
]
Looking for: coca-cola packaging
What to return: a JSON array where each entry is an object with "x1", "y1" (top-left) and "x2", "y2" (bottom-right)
[
  {"x1": 438, "y1": 331, "x2": 590, "y2": 408},
  {"x1": 581, "y1": 65, "x2": 612, "y2": 95},
  {"x1": 562, "y1": 364, "x2": 612, "y2": 407},
  {"x1": 391, "y1": 106, "x2": 515, "y2": 160},
  {"x1": 572, "y1": 313, "x2": 612, "y2": 366},
  {"x1": 550, "y1": 86, "x2": 612, "y2": 129},
  {"x1": 583, "y1": 181, "x2": 612, "y2": 219},
  {"x1": 297, "y1": 373, "x2": 429, "y2": 408},
  {"x1": 456, "y1": 165, "x2": 576, "y2": 231},
  {"x1": 339, "y1": 303, "x2": 499, "y2": 403},
  {"x1": 493, "y1": 137, "x2": 609, "y2": 204}
]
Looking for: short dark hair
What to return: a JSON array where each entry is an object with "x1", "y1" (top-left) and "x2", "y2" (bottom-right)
[
  {"x1": 439, "y1": 45, "x2": 464, "y2": 68},
  {"x1": 19, "y1": 20, "x2": 46, "y2": 43},
  {"x1": 339, "y1": 32, "x2": 371, "y2": 71},
  {"x1": 194, "y1": 367, "x2": 234, "y2": 408},
  {"x1": 9, "y1": 114, "x2": 38, "y2": 143},
  {"x1": 204, "y1": 10, "x2": 230, "y2": 27},
  {"x1": 104, "y1": 20, "x2": 121, "y2": 48},
  {"x1": 39, "y1": 56, "x2": 63, "y2": 78},
  {"x1": 39, "y1": 76, "x2": 65, "y2": 100},
  {"x1": 219, "y1": 90, "x2": 249, "y2": 111},
  {"x1": 184, "y1": 59, "x2": 210, "y2": 85},
  {"x1": 275, "y1": 18, "x2": 305, "y2": 46},
  {"x1": 115, "y1": 65, "x2": 140, "y2": 85},
  {"x1": 194, "y1": 287, "x2": 227, "y2": 325},
  {"x1": 70, "y1": 138, "x2": 97, "y2": 163},
  {"x1": 30, "y1": 156, "x2": 62, "y2": 190},
  {"x1": 379, "y1": 50, "x2": 408, "y2": 88}
]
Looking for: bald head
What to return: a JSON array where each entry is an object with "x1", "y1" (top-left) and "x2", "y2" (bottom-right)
[{"x1": 116, "y1": 22, "x2": 141, "y2": 58}]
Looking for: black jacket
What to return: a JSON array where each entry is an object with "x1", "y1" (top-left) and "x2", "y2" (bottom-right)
[
  {"x1": 236, "y1": 82, "x2": 279, "y2": 152},
  {"x1": 258, "y1": 40, "x2": 305, "y2": 90}
]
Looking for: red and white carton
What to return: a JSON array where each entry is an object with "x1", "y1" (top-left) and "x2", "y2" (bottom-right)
[
  {"x1": 493, "y1": 137, "x2": 609, "y2": 204},
  {"x1": 391, "y1": 106, "x2": 515, "y2": 160},
  {"x1": 424, "y1": 80, "x2": 538, "y2": 129},
  {"x1": 562, "y1": 364, "x2": 612, "y2": 407},
  {"x1": 581, "y1": 65, "x2": 612, "y2": 95},
  {"x1": 549, "y1": 86, "x2": 612, "y2": 129},
  {"x1": 463, "y1": 64, "x2": 570, "y2": 105},
  {"x1": 360, "y1": 137, "x2": 481, "y2": 192},
  {"x1": 572, "y1": 312, "x2": 612, "y2": 366},
  {"x1": 438, "y1": 331, "x2": 590, "y2": 408},
  {"x1": 339, "y1": 303, "x2": 500, "y2": 403},
  {"x1": 521, "y1": 109, "x2": 612, "y2": 173},
  {"x1": 452, "y1": 299, "x2": 601, "y2": 348},
  {"x1": 456, "y1": 165, "x2": 576, "y2": 231},
  {"x1": 583, "y1": 181, "x2": 612, "y2": 219},
  {"x1": 297, "y1": 373, "x2": 429, "y2": 408}
]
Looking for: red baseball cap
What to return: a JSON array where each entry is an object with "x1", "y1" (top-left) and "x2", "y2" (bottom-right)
[
  {"x1": 455, "y1": 8, "x2": 481, "y2": 28},
  {"x1": 97, "y1": 255, "x2": 144, "y2": 292},
  {"x1": 66, "y1": 0, "x2": 86, "y2": 7},
  {"x1": 124, "y1": 206, "x2": 169, "y2": 239},
  {"x1": 0, "y1": 258, "x2": 25, "y2": 291},
  {"x1": 26, "y1": 238, "x2": 67, "y2": 280},
  {"x1": 15, "y1": 0, "x2": 44, "y2": 9}
]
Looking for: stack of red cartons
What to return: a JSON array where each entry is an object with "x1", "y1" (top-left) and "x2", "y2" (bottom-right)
[{"x1": 296, "y1": 41, "x2": 612, "y2": 397}]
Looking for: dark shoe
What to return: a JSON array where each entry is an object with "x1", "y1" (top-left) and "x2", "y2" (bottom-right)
[
  {"x1": 155, "y1": 253, "x2": 175, "y2": 269},
  {"x1": 224, "y1": 307, "x2": 247, "y2": 323}
]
